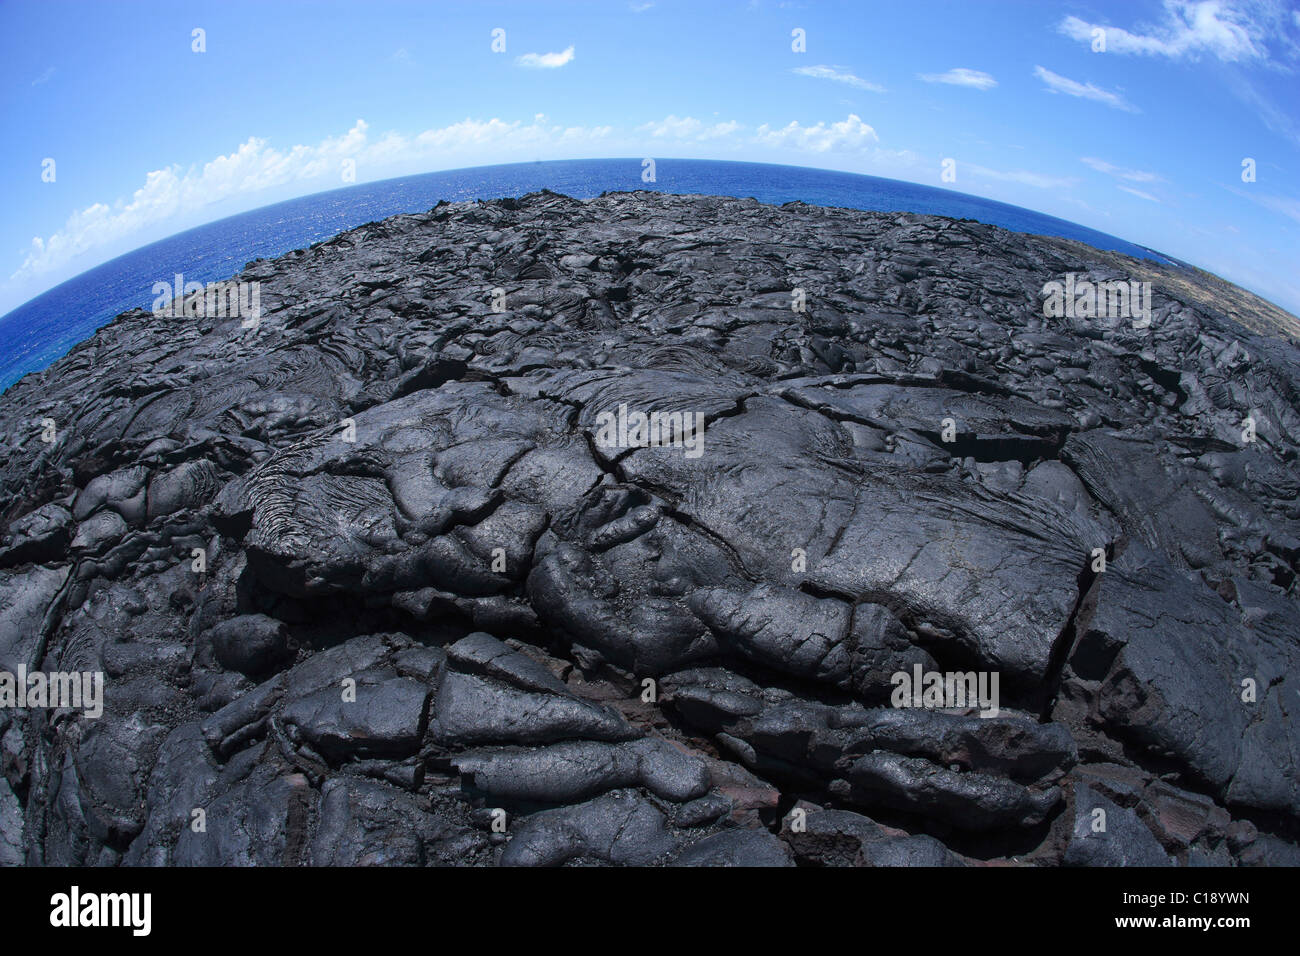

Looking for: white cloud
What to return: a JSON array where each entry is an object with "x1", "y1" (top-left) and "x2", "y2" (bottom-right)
[
  {"x1": 1033, "y1": 66, "x2": 1138, "y2": 112},
  {"x1": 636, "y1": 116, "x2": 743, "y2": 140},
  {"x1": 629, "y1": 1, "x2": 654, "y2": 11},
  {"x1": 754, "y1": 114, "x2": 879, "y2": 151},
  {"x1": 516, "y1": 45, "x2": 575, "y2": 69},
  {"x1": 1080, "y1": 156, "x2": 1163, "y2": 183},
  {"x1": 638, "y1": 115, "x2": 701, "y2": 138},
  {"x1": 698, "y1": 120, "x2": 742, "y2": 140},
  {"x1": 918, "y1": 68, "x2": 997, "y2": 90},
  {"x1": 11, "y1": 112, "x2": 898, "y2": 284},
  {"x1": 13, "y1": 117, "x2": 593, "y2": 281},
  {"x1": 1058, "y1": 2, "x2": 1271, "y2": 62},
  {"x1": 1058, "y1": 5, "x2": 1300, "y2": 151},
  {"x1": 792, "y1": 65, "x2": 886, "y2": 93},
  {"x1": 1118, "y1": 185, "x2": 1161, "y2": 202}
]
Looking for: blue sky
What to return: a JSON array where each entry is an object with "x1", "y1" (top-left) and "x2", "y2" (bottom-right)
[{"x1": 3, "y1": 0, "x2": 1299, "y2": 315}]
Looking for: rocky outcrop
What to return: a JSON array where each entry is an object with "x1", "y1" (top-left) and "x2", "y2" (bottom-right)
[{"x1": 0, "y1": 190, "x2": 1296, "y2": 866}]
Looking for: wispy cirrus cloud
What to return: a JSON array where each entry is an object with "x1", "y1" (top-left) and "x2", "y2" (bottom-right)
[
  {"x1": 792, "y1": 65, "x2": 885, "y2": 92},
  {"x1": 1231, "y1": 186, "x2": 1300, "y2": 225},
  {"x1": 918, "y1": 68, "x2": 997, "y2": 90},
  {"x1": 1118, "y1": 185, "x2": 1161, "y2": 202},
  {"x1": 1033, "y1": 66, "x2": 1138, "y2": 112},
  {"x1": 1060, "y1": 4, "x2": 1300, "y2": 150},
  {"x1": 1081, "y1": 157, "x2": 1163, "y2": 183},
  {"x1": 516, "y1": 45, "x2": 575, "y2": 68},
  {"x1": 1058, "y1": 2, "x2": 1273, "y2": 62},
  {"x1": 965, "y1": 162, "x2": 1078, "y2": 190},
  {"x1": 1223, "y1": 68, "x2": 1300, "y2": 148}
]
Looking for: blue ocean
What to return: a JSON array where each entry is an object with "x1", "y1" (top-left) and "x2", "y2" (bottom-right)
[{"x1": 0, "y1": 158, "x2": 1176, "y2": 392}]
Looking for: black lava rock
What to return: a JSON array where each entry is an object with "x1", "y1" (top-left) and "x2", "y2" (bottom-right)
[{"x1": 1, "y1": 190, "x2": 1297, "y2": 867}]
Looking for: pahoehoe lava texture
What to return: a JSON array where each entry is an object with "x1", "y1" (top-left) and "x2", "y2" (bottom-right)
[{"x1": 1, "y1": 190, "x2": 1298, "y2": 867}]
